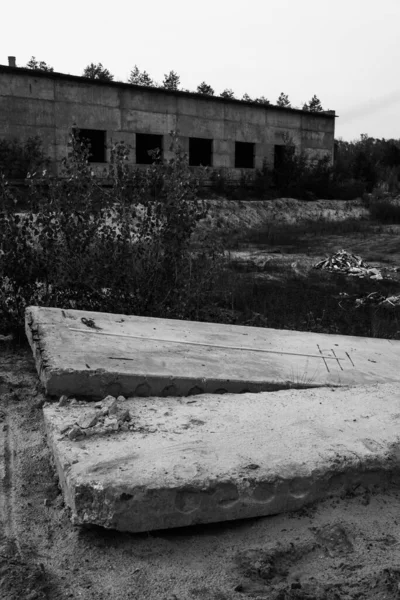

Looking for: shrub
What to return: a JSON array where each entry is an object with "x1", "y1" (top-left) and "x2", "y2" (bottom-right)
[
  {"x1": 0, "y1": 136, "x2": 49, "y2": 179},
  {"x1": 254, "y1": 159, "x2": 274, "y2": 198},
  {"x1": 369, "y1": 194, "x2": 400, "y2": 223},
  {"x1": 0, "y1": 132, "x2": 223, "y2": 337},
  {"x1": 209, "y1": 168, "x2": 232, "y2": 196}
]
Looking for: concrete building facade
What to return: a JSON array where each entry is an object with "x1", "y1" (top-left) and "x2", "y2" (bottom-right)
[{"x1": 0, "y1": 63, "x2": 336, "y2": 176}]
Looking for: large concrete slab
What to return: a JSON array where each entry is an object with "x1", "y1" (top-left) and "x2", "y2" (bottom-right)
[
  {"x1": 26, "y1": 306, "x2": 400, "y2": 398},
  {"x1": 44, "y1": 384, "x2": 400, "y2": 532}
]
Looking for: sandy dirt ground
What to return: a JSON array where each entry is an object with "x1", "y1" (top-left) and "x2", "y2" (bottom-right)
[{"x1": 2, "y1": 343, "x2": 400, "y2": 600}]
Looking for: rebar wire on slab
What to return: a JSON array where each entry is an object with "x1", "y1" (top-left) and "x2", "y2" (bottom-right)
[{"x1": 68, "y1": 327, "x2": 346, "y2": 361}]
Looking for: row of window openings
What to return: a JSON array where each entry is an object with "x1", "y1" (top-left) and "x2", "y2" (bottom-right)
[{"x1": 73, "y1": 130, "x2": 258, "y2": 169}]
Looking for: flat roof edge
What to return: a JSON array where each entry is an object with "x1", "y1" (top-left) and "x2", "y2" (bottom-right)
[{"x1": 0, "y1": 65, "x2": 336, "y2": 118}]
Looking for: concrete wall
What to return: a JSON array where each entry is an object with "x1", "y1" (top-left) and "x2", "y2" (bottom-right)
[{"x1": 0, "y1": 67, "x2": 336, "y2": 177}]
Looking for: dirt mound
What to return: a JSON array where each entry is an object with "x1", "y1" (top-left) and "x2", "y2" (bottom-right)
[{"x1": 201, "y1": 198, "x2": 367, "y2": 234}]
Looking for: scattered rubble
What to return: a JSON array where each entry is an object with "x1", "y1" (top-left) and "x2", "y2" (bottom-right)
[
  {"x1": 339, "y1": 291, "x2": 400, "y2": 310},
  {"x1": 58, "y1": 394, "x2": 133, "y2": 441},
  {"x1": 68, "y1": 425, "x2": 83, "y2": 441},
  {"x1": 58, "y1": 394, "x2": 69, "y2": 407},
  {"x1": 314, "y1": 250, "x2": 383, "y2": 279},
  {"x1": 355, "y1": 292, "x2": 400, "y2": 310}
]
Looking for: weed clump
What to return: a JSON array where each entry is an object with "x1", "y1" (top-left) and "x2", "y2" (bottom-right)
[{"x1": 369, "y1": 193, "x2": 400, "y2": 223}]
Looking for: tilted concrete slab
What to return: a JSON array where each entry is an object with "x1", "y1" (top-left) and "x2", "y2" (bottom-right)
[
  {"x1": 44, "y1": 384, "x2": 400, "y2": 532},
  {"x1": 26, "y1": 306, "x2": 400, "y2": 398}
]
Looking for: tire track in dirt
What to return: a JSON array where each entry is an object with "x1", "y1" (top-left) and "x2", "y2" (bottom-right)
[
  {"x1": 0, "y1": 403, "x2": 23, "y2": 557},
  {"x1": 0, "y1": 358, "x2": 51, "y2": 600}
]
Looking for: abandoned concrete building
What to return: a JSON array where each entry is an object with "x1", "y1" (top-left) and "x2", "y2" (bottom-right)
[{"x1": 0, "y1": 59, "x2": 336, "y2": 176}]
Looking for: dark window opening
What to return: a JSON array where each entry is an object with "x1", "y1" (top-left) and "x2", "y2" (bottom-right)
[
  {"x1": 235, "y1": 142, "x2": 255, "y2": 168},
  {"x1": 72, "y1": 128, "x2": 106, "y2": 162},
  {"x1": 274, "y1": 145, "x2": 286, "y2": 170},
  {"x1": 136, "y1": 134, "x2": 163, "y2": 164},
  {"x1": 189, "y1": 137, "x2": 213, "y2": 167}
]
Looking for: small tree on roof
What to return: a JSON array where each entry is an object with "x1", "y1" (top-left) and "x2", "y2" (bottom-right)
[
  {"x1": 163, "y1": 70, "x2": 180, "y2": 91},
  {"x1": 83, "y1": 63, "x2": 114, "y2": 81},
  {"x1": 276, "y1": 92, "x2": 291, "y2": 107},
  {"x1": 197, "y1": 82, "x2": 214, "y2": 95},
  {"x1": 220, "y1": 88, "x2": 235, "y2": 99},
  {"x1": 26, "y1": 56, "x2": 54, "y2": 72},
  {"x1": 128, "y1": 65, "x2": 154, "y2": 87},
  {"x1": 254, "y1": 96, "x2": 270, "y2": 105},
  {"x1": 307, "y1": 95, "x2": 324, "y2": 112}
]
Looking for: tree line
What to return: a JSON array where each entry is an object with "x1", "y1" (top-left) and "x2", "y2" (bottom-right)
[{"x1": 22, "y1": 57, "x2": 324, "y2": 112}]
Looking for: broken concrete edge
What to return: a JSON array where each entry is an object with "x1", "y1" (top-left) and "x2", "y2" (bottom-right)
[
  {"x1": 46, "y1": 413, "x2": 400, "y2": 533},
  {"x1": 25, "y1": 306, "x2": 338, "y2": 398},
  {"x1": 25, "y1": 306, "x2": 49, "y2": 383},
  {"x1": 42, "y1": 383, "x2": 400, "y2": 533},
  {"x1": 39, "y1": 369, "x2": 330, "y2": 400}
]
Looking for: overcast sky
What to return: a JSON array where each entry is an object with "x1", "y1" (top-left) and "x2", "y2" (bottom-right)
[{"x1": 3, "y1": 0, "x2": 399, "y2": 141}]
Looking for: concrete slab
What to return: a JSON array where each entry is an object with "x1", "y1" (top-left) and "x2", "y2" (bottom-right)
[
  {"x1": 26, "y1": 306, "x2": 400, "y2": 398},
  {"x1": 43, "y1": 384, "x2": 400, "y2": 532}
]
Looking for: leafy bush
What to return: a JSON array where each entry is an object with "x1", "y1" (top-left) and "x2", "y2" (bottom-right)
[
  {"x1": 369, "y1": 193, "x2": 400, "y2": 223},
  {"x1": 0, "y1": 132, "x2": 223, "y2": 337},
  {"x1": 209, "y1": 169, "x2": 233, "y2": 196},
  {"x1": 0, "y1": 136, "x2": 49, "y2": 179},
  {"x1": 254, "y1": 159, "x2": 274, "y2": 198}
]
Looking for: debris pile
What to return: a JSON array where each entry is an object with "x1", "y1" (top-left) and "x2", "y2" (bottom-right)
[
  {"x1": 354, "y1": 292, "x2": 400, "y2": 310},
  {"x1": 55, "y1": 394, "x2": 133, "y2": 441},
  {"x1": 314, "y1": 250, "x2": 382, "y2": 280},
  {"x1": 338, "y1": 291, "x2": 400, "y2": 310}
]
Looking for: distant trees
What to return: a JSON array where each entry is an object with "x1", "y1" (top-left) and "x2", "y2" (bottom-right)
[
  {"x1": 128, "y1": 65, "x2": 154, "y2": 86},
  {"x1": 303, "y1": 95, "x2": 324, "y2": 112},
  {"x1": 26, "y1": 56, "x2": 53, "y2": 72},
  {"x1": 276, "y1": 92, "x2": 291, "y2": 107},
  {"x1": 82, "y1": 63, "x2": 114, "y2": 81},
  {"x1": 220, "y1": 89, "x2": 235, "y2": 99},
  {"x1": 163, "y1": 70, "x2": 180, "y2": 90},
  {"x1": 27, "y1": 57, "x2": 322, "y2": 115},
  {"x1": 197, "y1": 82, "x2": 214, "y2": 95}
]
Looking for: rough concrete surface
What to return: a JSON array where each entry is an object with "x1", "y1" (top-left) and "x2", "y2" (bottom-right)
[
  {"x1": 44, "y1": 383, "x2": 400, "y2": 533},
  {"x1": 26, "y1": 306, "x2": 400, "y2": 398}
]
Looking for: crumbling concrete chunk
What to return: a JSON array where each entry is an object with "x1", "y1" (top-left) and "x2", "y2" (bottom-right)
[
  {"x1": 101, "y1": 395, "x2": 118, "y2": 415},
  {"x1": 104, "y1": 416, "x2": 119, "y2": 431},
  {"x1": 60, "y1": 423, "x2": 73, "y2": 434},
  {"x1": 78, "y1": 412, "x2": 100, "y2": 429},
  {"x1": 108, "y1": 401, "x2": 118, "y2": 416},
  {"x1": 117, "y1": 408, "x2": 131, "y2": 424},
  {"x1": 58, "y1": 395, "x2": 69, "y2": 407},
  {"x1": 68, "y1": 425, "x2": 84, "y2": 440}
]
